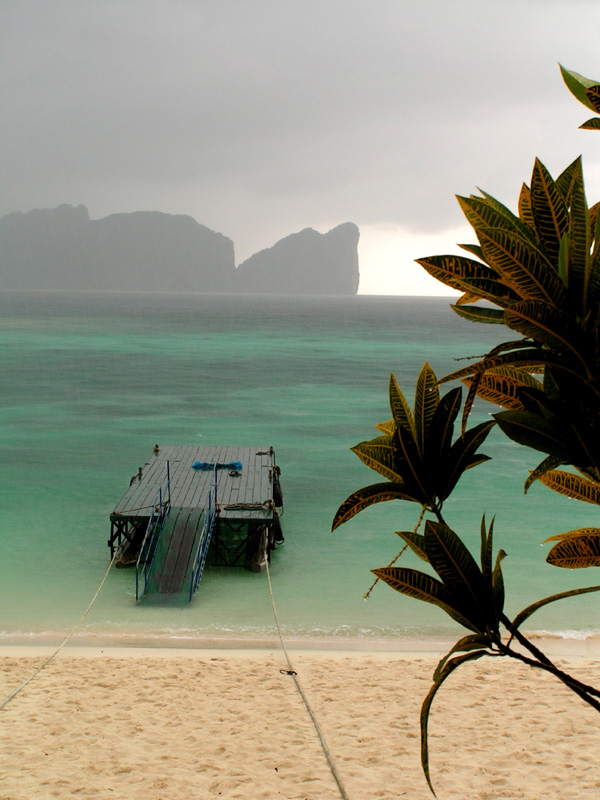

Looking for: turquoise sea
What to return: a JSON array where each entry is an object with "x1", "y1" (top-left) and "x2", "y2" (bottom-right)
[{"x1": 1, "y1": 291, "x2": 598, "y2": 645}]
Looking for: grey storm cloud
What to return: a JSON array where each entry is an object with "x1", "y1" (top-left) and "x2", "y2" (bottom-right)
[{"x1": 2, "y1": 0, "x2": 600, "y2": 260}]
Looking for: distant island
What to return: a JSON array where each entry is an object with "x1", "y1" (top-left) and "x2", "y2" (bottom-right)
[{"x1": 0, "y1": 205, "x2": 360, "y2": 295}]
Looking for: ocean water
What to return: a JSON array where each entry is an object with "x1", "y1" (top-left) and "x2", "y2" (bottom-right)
[{"x1": 1, "y1": 290, "x2": 598, "y2": 645}]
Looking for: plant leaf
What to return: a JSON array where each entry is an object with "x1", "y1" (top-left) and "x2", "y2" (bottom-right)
[
  {"x1": 423, "y1": 521, "x2": 489, "y2": 630},
  {"x1": 560, "y1": 65, "x2": 600, "y2": 112},
  {"x1": 433, "y1": 634, "x2": 494, "y2": 681},
  {"x1": 523, "y1": 455, "x2": 564, "y2": 493},
  {"x1": 351, "y1": 436, "x2": 402, "y2": 482},
  {"x1": 530, "y1": 158, "x2": 569, "y2": 262},
  {"x1": 371, "y1": 566, "x2": 483, "y2": 632},
  {"x1": 544, "y1": 527, "x2": 600, "y2": 543},
  {"x1": 476, "y1": 225, "x2": 566, "y2": 305},
  {"x1": 491, "y1": 548, "x2": 506, "y2": 621},
  {"x1": 580, "y1": 117, "x2": 600, "y2": 130},
  {"x1": 375, "y1": 419, "x2": 395, "y2": 435},
  {"x1": 504, "y1": 301, "x2": 588, "y2": 369},
  {"x1": 331, "y1": 483, "x2": 417, "y2": 530},
  {"x1": 462, "y1": 366, "x2": 542, "y2": 411},
  {"x1": 512, "y1": 584, "x2": 600, "y2": 630},
  {"x1": 458, "y1": 242, "x2": 485, "y2": 260},
  {"x1": 424, "y1": 386, "x2": 461, "y2": 470},
  {"x1": 415, "y1": 254, "x2": 519, "y2": 306},
  {"x1": 518, "y1": 182, "x2": 534, "y2": 229},
  {"x1": 537, "y1": 469, "x2": 600, "y2": 505},
  {"x1": 397, "y1": 530, "x2": 429, "y2": 562},
  {"x1": 451, "y1": 304, "x2": 505, "y2": 324},
  {"x1": 565, "y1": 158, "x2": 591, "y2": 312},
  {"x1": 546, "y1": 532, "x2": 600, "y2": 568},
  {"x1": 493, "y1": 410, "x2": 569, "y2": 460},
  {"x1": 414, "y1": 362, "x2": 439, "y2": 455},
  {"x1": 389, "y1": 373, "x2": 416, "y2": 436},
  {"x1": 585, "y1": 85, "x2": 600, "y2": 113},
  {"x1": 439, "y1": 420, "x2": 495, "y2": 500},
  {"x1": 421, "y1": 650, "x2": 489, "y2": 796}
]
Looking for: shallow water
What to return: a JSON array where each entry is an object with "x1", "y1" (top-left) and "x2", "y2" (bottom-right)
[{"x1": 1, "y1": 290, "x2": 598, "y2": 644}]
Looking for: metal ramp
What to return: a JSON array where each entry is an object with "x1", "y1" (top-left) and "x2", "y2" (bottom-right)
[{"x1": 135, "y1": 467, "x2": 217, "y2": 602}]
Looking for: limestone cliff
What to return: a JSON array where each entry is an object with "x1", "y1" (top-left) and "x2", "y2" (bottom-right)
[
  {"x1": 235, "y1": 223, "x2": 360, "y2": 295},
  {"x1": 0, "y1": 206, "x2": 359, "y2": 295}
]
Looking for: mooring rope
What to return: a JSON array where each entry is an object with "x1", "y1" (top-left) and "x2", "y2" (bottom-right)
[
  {"x1": 264, "y1": 556, "x2": 351, "y2": 800},
  {"x1": 0, "y1": 551, "x2": 118, "y2": 712}
]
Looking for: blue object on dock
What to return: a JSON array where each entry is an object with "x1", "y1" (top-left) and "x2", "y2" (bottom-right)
[{"x1": 192, "y1": 460, "x2": 242, "y2": 471}]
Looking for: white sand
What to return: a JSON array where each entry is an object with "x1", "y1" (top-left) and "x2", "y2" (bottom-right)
[{"x1": 1, "y1": 643, "x2": 599, "y2": 799}]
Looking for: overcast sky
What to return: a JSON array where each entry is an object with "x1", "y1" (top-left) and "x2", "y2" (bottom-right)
[{"x1": 2, "y1": 1, "x2": 600, "y2": 294}]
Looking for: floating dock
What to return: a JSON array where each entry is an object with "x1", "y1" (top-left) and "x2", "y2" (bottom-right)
[{"x1": 109, "y1": 445, "x2": 283, "y2": 602}]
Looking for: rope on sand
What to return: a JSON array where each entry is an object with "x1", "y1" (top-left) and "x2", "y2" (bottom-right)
[
  {"x1": 265, "y1": 557, "x2": 351, "y2": 800},
  {"x1": 0, "y1": 552, "x2": 118, "y2": 712}
]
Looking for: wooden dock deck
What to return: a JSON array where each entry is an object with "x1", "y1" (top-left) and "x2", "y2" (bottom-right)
[{"x1": 109, "y1": 445, "x2": 283, "y2": 599}]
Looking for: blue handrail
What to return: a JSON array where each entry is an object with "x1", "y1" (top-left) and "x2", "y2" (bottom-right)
[
  {"x1": 135, "y1": 463, "x2": 172, "y2": 601},
  {"x1": 189, "y1": 468, "x2": 218, "y2": 600}
]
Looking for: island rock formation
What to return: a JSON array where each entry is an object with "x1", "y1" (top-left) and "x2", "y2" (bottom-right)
[
  {"x1": 0, "y1": 205, "x2": 360, "y2": 295},
  {"x1": 236, "y1": 222, "x2": 360, "y2": 295}
]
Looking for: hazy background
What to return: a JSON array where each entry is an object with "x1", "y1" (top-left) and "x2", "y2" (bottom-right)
[{"x1": 2, "y1": 0, "x2": 600, "y2": 295}]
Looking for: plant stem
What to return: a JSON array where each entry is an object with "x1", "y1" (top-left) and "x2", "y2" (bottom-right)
[
  {"x1": 499, "y1": 644, "x2": 600, "y2": 712},
  {"x1": 498, "y1": 614, "x2": 600, "y2": 711}
]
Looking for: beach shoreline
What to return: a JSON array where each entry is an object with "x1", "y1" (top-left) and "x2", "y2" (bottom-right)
[{"x1": 2, "y1": 627, "x2": 600, "y2": 657}]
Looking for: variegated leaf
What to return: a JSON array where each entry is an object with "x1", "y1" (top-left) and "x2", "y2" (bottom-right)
[
  {"x1": 511, "y1": 583, "x2": 600, "y2": 630},
  {"x1": 397, "y1": 530, "x2": 429, "y2": 562},
  {"x1": 351, "y1": 437, "x2": 402, "y2": 482},
  {"x1": 414, "y1": 362, "x2": 439, "y2": 456},
  {"x1": 451, "y1": 304, "x2": 505, "y2": 324},
  {"x1": 504, "y1": 301, "x2": 588, "y2": 369},
  {"x1": 555, "y1": 157, "x2": 582, "y2": 203},
  {"x1": 462, "y1": 374, "x2": 518, "y2": 410},
  {"x1": 530, "y1": 158, "x2": 569, "y2": 261},
  {"x1": 371, "y1": 566, "x2": 483, "y2": 632},
  {"x1": 454, "y1": 291, "x2": 482, "y2": 306},
  {"x1": 477, "y1": 225, "x2": 567, "y2": 306},
  {"x1": 458, "y1": 242, "x2": 485, "y2": 260},
  {"x1": 537, "y1": 469, "x2": 600, "y2": 505},
  {"x1": 440, "y1": 420, "x2": 495, "y2": 499},
  {"x1": 544, "y1": 527, "x2": 600, "y2": 543},
  {"x1": 590, "y1": 202, "x2": 600, "y2": 244},
  {"x1": 546, "y1": 533, "x2": 600, "y2": 568},
  {"x1": 375, "y1": 419, "x2": 395, "y2": 435},
  {"x1": 331, "y1": 482, "x2": 416, "y2": 530},
  {"x1": 389, "y1": 373, "x2": 415, "y2": 436},
  {"x1": 415, "y1": 254, "x2": 518, "y2": 306},
  {"x1": 585, "y1": 85, "x2": 600, "y2": 113},
  {"x1": 457, "y1": 193, "x2": 539, "y2": 247},
  {"x1": 566, "y1": 158, "x2": 591, "y2": 312},
  {"x1": 423, "y1": 520, "x2": 489, "y2": 621},
  {"x1": 523, "y1": 455, "x2": 563, "y2": 493},
  {"x1": 581, "y1": 117, "x2": 600, "y2": 130},
  {"x1": 518, "y1": 183, "x2": 534, "y2": 229},
  {"x1": 440, "y1": 349, "x2": 574, "y2": 385},
  {"x1": 424, "y1": 386, "x2": 461, "y2": 465}
]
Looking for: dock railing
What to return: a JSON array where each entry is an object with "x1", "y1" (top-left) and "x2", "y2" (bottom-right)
[
  {"x1": 189, "y1": 468, "x2": 218, "y2": 600},
  {"x1": 135, "y1": 463, "x2": 172, "y2": 601}
]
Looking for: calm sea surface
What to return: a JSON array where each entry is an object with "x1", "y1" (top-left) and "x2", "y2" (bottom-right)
[{"x1": 1, "y1": 291, "x2": 598, "y2": 644}]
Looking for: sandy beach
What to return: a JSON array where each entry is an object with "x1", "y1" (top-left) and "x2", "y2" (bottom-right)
[{"x1": 1, "y1": 640, "x2": 599, "y2": 800}]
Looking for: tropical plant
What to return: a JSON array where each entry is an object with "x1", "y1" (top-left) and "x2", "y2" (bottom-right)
[
  {"x1": 333, "y1": 366, "x2": 600, "y2": 794},
  {"x1": 333, "y1": 65, "x2": 600, "y2": 795}
]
